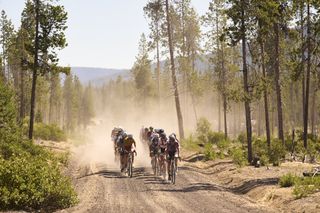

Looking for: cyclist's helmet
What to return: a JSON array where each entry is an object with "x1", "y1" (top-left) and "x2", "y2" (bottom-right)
[
  {"x1": 169, "y1": 134, "x2": 175, "y2": 142},
  {"x1": 127, "y1": 134, "x2": 133, "y2": 139},
  {"x1": 160, "y1": 132, "x2": 166, "y2": 139},
  {"x1": 122, "y1": 132, "x2": 127, "y2": 138}
]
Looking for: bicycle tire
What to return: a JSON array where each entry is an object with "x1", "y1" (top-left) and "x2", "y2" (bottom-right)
[
  {"x1": 171, "y1": 160, "x2": 176, "y2": 184},
  {"x1": 128, "y1": 153, "x2": 133, "y2": 178}
]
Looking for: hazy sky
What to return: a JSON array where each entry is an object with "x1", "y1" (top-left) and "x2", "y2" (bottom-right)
[{"x1": 0, "y1": 0, "x2": 210, "y2": 69}]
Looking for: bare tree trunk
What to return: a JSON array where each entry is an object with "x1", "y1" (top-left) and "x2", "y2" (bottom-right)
[
  {"x1": 221, "y1": 42, "x2": 228, "y2": 139},
  {"x1": 274, "y1": 22, "x2": 284, "y2": 145},
  {"x1": 303, "y1": 1, "x2": 311, "y2": 148},
  {"x1": 241, "y1": 1, "x2": 252, "y2": 162},
  {"x1": 301, "y1": 2, "x2": 306, "y2": 129},
  {"x1": 260, "y1": 41, "x2": 271, "y2": 147},
  {"x1": 19, "y1": 68, "x2": 25, "y2": 122},
  {"x1": 311, "y1": 85, "x2": 316, "y2": 136},
  {"x1": 28, "y1": 0, "x2": 40, "y2": 140},
  {"x1": 218, "y1": 94, "x2": 221, "y2": 132},
  {"x1": 165, "y1": 0, "x2": 184, "y2": 139}
]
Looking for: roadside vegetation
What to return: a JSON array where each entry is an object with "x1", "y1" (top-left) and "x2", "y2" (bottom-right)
[
  {"x1": 183, "y1": 117, "x2": 320, "y2": 199},
  {"x1": 0, "y1": 57, "x2": 77, "y2": 212}
]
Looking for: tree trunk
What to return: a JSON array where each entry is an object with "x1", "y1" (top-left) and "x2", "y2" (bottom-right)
[
  {"x1": 274, "y1": 22, "x2": 284, "y2": 145},
  {"x1": 221, "y1": 42, "x2": 228, "y2": 139},
  {"x1": 301, "y1": 2, "x2": 306, "y2": 130},
  {"x1": 303, "y1": 1, "x2": 311, "y2": 148},
  {"x1": 165, "y1": 0, "x2": 184, "y2": 139},
  {"x1": 156, "y1": 17, "x2": 161, "y2": 112},
  {"x1": 311, "y1": 85, "x2": 316, "y2": 136},
  {"x1": 19, "y1": 68, "x2": 25, "y2": 122},
  {"x1": 260, "y1": 41, "x2": 271, "y2": 147},
  {"x1": 241, "y1": 1, "x2": 253, "y2": 163},
  {"x1": 218, "y1": 94, "x2": 221, "y2": 132},
  {"x1": 28, "y1": 0, "x2": 40, "y2": 140}
]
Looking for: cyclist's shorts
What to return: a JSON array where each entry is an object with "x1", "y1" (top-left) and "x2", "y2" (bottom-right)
[{"x1": 167, "y1": 151, "x2": 176, "y2": 161}]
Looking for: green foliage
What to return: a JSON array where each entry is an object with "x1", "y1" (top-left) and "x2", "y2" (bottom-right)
[
  {"x1": 230, "y1": 147, "x2": 247, "y2": 167},
  {"x1": 293, "y1": 176, "x2": 320, "y2": 199},
  {"x1": 237, "y1": 132, "x2": 247, "y2": 144},
  {"x1": 217, "y1": 139, "x2": 230, "y2": 151},
  {"x1": 196, "y1": 117, "x2": 212, "y2": 143},
  {"x1": 204, "y1": 143, "x2": 216, "y2": 161},
  {"x1": 0, "y1": 81, "x2": 77, "y2": 211},
  {"x1": 0, "y1": 153, "x2": 78, "y2": 210},
  {"x1": 34, "y1": 123, "x2": 67, "y2": 142},
  {"x1": 181, "y1": 134, "x2": 201, "y2": 152},
  {"x1": 279, "y1": 173, "x2": 299, "y2": 187},
  {"x1": 208, "y1": 131, "x2": 225, "y2": 144},
  {"x1": 269, "y1": 140, "x2": 286, "y2": 166}
]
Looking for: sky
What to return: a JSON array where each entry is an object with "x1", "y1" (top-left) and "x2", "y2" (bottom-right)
[{"x1": 0, "y1": 0, "x2": 210, "y2": 69}]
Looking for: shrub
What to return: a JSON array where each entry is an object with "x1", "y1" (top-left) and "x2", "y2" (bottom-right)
[
  {"x1": 237, "y1": 132, "x2": 247, "y2": 144},
  {"x1": 0, "y1": 154, "x2": 78, "y2": 210},
  {"x1": 208, "y1": 131, "x2": 225, "y2": 144},
  {"x1": 230, "y1": 147, "x2": 247, "y2": 167},
  {"x1": 0, "y1": 81, "x2": 77, "y2": 211},
  {"x1": 293, "y1": 176, "x2": 320, "y2": 199},
  {"x1": 269, "y1": 140, "x2": 286, "y2": 166},
  {"x1": 34, "y1": 123, "x2": 67, "y2": 142},
  {"x1": 196, "y1": 118, "x2": 212, "y2": 144},
  {"x1": 204, "y1": 143, "x2": 216, "y2": 161},
  {"x1": 181, "y1": 135, "x2": 201, "y2": 152},
  {"x1": 279, "y1": 173, "x2": 299, "y2": 187},
  {"x1": 217, "y1": 139, "x2": 230, "y2": 151}
]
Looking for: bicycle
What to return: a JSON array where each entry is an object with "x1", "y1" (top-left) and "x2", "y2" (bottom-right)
[
  {"x1": 126, "y1": 151, "x2": 134, "y2": 178},
  {"x1": 169, "y1": 154, "x2": 179, "y2": 184},
  {"x1": 158, "y1": 152, "x2": 167, "y2": 179}
]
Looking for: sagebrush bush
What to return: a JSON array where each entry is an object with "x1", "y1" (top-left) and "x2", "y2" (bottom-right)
[
  {"x1": 293, "y1": 176, "x2": 320, "y2": 198},
  {"x1": 0, "y1": 154, "x2": 78, "y2": 210},
  {"x1": 279, "y1": 173, "x2": 299, "y2": 187},
  {"x1": 208, "y1": 132, "x2": 225, "y2": 144},
  {"x1": 196, "y1": 118, "x2": 212, "y2": 144},
  {"x1": 269, "y1": 140, "x2": 286, "y2": 166},
  {"x1": 204, "y1": 143, "x2": 216, "y2": 161},
  {"x1": 181, "y1": 135, "x2": 201, "y2": 152},
  {"x1": 237, "y1": 132, "x2": 247, "y2": 144},
  {"x1": 0, "y1": 81, "x2": 78, "y2": 211},
  {"x1": 34, "y1": 123, "x2": 67, "y2": 141},
  {"x1": 231, "y1": 148, "x2": 247, "y2": 167}
]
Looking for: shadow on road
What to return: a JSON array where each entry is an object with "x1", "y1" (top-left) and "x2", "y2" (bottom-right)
[{"x1": 230, "y1": 178, "x2": 279, "y2": 194}]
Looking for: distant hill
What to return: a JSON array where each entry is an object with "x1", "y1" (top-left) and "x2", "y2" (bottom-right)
[
  {"x1": 71, "y1": 56, "x2": 211, "y2": 86},
  {"x1": 71, "y1": 67, "x2": 130, "y2": 85}
]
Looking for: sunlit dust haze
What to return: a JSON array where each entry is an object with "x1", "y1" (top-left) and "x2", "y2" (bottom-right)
[{"x1": 70, "y1": 84, "x2": 246, "y2": 170}]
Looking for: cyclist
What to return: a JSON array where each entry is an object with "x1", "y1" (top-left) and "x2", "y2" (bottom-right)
[
  {"x1": 120, "y1": 134, "x2": 137, "y2": 172},
  {"x1": 111, "y1": 127, "x2": 123, "y2": 159},
  {"x1": 166, "y1": 134, "x2": 180, "y2": 180},
  {"x1": 158, "y1": 132, "x2": 168, "y2": 176},
  {"x1": 149, "y1": 133, "x2": 160, "y2": 172}
]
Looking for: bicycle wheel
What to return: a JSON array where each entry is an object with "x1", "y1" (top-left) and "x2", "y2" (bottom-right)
[
  {"x1": 128, "y1": 154, "x2": 133, "y2": 178},
  {"x1": 154, "y1": 156, "x2": 158, "y2": 176},
  {"x1": 171, "y1": 160, "x2": 176, "y2": 184}
]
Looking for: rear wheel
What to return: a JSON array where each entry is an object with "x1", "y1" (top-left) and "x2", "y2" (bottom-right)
[
  {"x1": 171, "y1": 160, "x2": 176, "y2": 184},
  {"x1": 128, "y1": 154, "x2": 133, "y2": 178},
  {"x1": 154, "y1": 156, "x2": 158, "y2": 176}
]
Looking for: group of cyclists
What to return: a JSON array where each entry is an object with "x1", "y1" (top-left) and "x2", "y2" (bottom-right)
[
  {"x1": 111, "y1": 127, "x2": 137, "y2": 174},
  {"x1": 110, "y1": 126, "x2": 180, "y2": 181},
  {"x1": 140, "y1": 126, "x2": 180, "y2": 181}
]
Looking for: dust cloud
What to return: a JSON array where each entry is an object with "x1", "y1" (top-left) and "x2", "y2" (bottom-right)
[{"x1": 71, "y1": 87, "x2": 244, "y2": 170}]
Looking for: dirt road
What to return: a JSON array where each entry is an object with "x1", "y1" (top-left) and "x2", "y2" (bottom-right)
[{"x1": 58, "y1": 158, "x2": 274, "y2": 213}]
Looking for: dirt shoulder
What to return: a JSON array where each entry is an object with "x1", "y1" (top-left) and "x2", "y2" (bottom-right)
[{"x1": 182, "y1": 153, "x2": 320, "y2": 213}]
